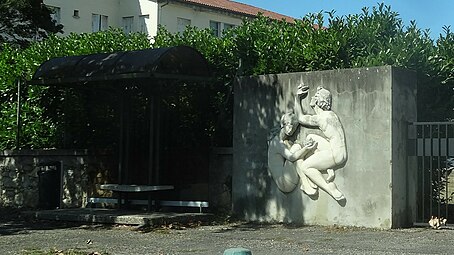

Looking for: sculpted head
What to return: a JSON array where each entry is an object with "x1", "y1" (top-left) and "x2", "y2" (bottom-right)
[
  {"x1": 310, "y1": 86, "x2": 332, "y2": 111},
  {"x1": 280, "y1": 112, "x2": 299, "y2": 137}
]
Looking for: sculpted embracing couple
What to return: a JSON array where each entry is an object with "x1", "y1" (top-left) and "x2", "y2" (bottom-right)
[{"x1": 267, "y1": 84, "x2": 347, "y2": 201}]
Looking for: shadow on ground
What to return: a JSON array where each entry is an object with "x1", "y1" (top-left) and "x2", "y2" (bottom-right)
[{"x1": 0, "y1": 208, "x2": 137, "y2": 236}]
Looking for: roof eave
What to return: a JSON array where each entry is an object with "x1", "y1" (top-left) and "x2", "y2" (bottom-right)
[{"x1": 172, "y1": 0, "x2": 293, "y2": 22}]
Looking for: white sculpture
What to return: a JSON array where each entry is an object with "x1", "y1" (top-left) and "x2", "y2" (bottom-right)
[
  {"x1": 267, "y1": 112, "x2": 318, "y2": 193},
  {"x1": 294, "y1": 85, "x2": 347, "y2": 201}
]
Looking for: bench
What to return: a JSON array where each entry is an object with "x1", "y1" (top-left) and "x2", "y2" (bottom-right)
[
  {"x1": 86, "y1": 197, "x2": 209, "y2": 213},
  {"x1": 99, "y1": 184, "x2": 174, "y2": 211},
  {"x1": 99, "y1": 184, "x2": 174, "y2": 192}
]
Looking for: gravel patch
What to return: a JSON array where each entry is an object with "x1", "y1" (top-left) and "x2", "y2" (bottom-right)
[{"x1": 1, "y1": 209, "x2": 453, "y2": 255}]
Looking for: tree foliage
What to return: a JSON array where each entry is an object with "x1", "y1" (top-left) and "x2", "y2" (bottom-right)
[
  {"x1": 1, "y1": 4, "x2": 454, "y2": 150},
  {"x1": 154, "y1": 4, "x2": 454, "y2": 123},
  {"x1": 0, "y1": 0, "x2": 63, "y2": 48}
]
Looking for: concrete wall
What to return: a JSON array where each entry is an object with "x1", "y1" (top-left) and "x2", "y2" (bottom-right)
[
  {"x1": 233, "y1": 66, "x2": 417, "y2": 228},
  {"x1": 44, "y1": 0, "x2": 159, "y2": 35},
  {"x1": 209, "y1": 147, "x2": 233, "y2": 213},
  {"x1": 119, "y1": 0, "x2": 159, "y2": 36},
  {"x1": 160, "y1": 2, "x2": 243, "y2": 34},
  {"x1": 44, "y1": 0, "x2": 243, "y2": 37},
  {"x1": 44, "y1": 0, "x2": 123, "y2": 34},
  {"x1": 391, "y1": 69, "x2": 418, "y2": 227}
]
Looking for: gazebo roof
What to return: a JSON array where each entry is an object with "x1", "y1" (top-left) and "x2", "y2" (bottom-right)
[{"x1": 30, "y1": 46, "x2": 212, "y2": 85}]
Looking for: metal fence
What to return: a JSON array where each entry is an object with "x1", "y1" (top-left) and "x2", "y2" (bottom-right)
[{"x1": 408, "y1": 122, "x2": 454, "y2": 223}]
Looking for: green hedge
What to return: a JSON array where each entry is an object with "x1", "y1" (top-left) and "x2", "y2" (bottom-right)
[
  {"x1": 1, "y1": 4, "x2": 453, "y2": 150},
  {"x1": 0, "y1": 29, "x2": 151, "y2": 149}
]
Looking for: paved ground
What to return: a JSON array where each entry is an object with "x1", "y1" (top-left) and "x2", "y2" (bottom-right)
[{"x1": 1, "y1": 208, "x2": 454, "y2": 255}]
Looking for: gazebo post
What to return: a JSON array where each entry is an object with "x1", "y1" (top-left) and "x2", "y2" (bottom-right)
[
  {"x1": 154, "y1": 83, "x2": 162, "y2": 185},
  {"x1": 117, "y1": 86, "x2": 132, "y2": 208},
  {"x1": 118, "y1": 89, "x2": 124, "y2": 186},
  {"x1": 15, "y1": 79, "x2": 22, "y2": 149},
  {"x1": 117, "y1": 87, "x2": 125, "y2": 207},
  {"x1": 147, "y1": 83, "x2": 163, "y2": 211},
  {"x1": 148, "y1": 92, "x2": 155, "y2": 186},
  {"x1": 147, "y1": 88, "x2": 155, "y2": 210},
  {"x1": 124, "y1": 90, "x2": 131, "y2": 185}
]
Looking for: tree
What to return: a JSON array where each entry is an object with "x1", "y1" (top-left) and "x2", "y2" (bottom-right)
[{"x1": 0, "y1": 0, "x2": 63, "y2": 48}]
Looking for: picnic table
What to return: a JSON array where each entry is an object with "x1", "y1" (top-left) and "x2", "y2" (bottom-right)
[{"x1": 100, "y1": 184, "x2": 174, "y2": 211}]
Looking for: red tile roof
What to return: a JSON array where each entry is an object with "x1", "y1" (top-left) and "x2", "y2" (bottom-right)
[{"x1": 176, "y1": 0, "x2": 296, "y2": 22}]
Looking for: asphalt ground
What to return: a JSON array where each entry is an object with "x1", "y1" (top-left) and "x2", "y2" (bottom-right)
[{"x1": 1, "y1": 209, "x2": 453, "y2": 255}]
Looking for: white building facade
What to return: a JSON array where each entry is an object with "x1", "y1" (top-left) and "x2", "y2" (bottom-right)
[{"x1": 43, "y1": 0, "x2": 294, "y2": 38}]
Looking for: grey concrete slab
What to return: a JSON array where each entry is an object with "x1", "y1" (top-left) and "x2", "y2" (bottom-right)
[{"x1": 22, "y1": 208, "x2": 214, "y2": 226}]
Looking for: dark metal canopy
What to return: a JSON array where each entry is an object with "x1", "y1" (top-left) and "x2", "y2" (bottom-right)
[{"x1": 30, "y1": 46, "x2": 212, "y2": 85}]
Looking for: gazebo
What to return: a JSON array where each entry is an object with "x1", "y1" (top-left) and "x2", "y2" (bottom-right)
[{"x1": 29, "y1": 46, "x2": 213, "y2": 209}]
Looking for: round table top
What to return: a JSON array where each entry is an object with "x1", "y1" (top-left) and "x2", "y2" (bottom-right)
[{"x1": 100, "y1": 184, "x2": 174, "y2": 192}]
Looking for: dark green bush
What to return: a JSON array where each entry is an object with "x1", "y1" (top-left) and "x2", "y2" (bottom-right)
[
  {"x1": 1, "y1": 4, "x2": 453, "y2": 149},
  {"x1": 0, "y1": 29, "x2": 151, "y2": 149}
]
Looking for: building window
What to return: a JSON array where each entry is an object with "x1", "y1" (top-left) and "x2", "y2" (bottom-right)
[
  {"x1": 47, "y1": 6, "x2": 61, "y2": 24},
  {"x1": 122, "y1": 16, "x2": 134, "y2": 34},
  {"x1": 73, "y1": 10, "x2": 80, "y2": 18},
  {"x1": 92, "y1": 14, "x2": 108, "y2": 32},
  {"x1": 210, "y1": 21, "x2": 221, "y2": 37},
  {"x1": 223, "y1": 23, "x2": 235, "y2": 32},
  {"x1": 139, "y1": 15, "x2": 149, "y2": 33},
  {"x1": 177, "y1": 17, "x2": 191, "y2": 33}
]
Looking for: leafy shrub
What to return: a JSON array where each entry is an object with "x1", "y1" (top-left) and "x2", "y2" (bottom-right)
[
  {"x1": 0, "y1": 29, "x2": 151, "y2": 149},
  {"x1": 1, "y1": 4, "x2": 454, "y2": 149}
]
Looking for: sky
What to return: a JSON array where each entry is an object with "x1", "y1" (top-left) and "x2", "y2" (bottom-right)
[{"x1": 236, "y1": 0, "x2": 454, "y2": 39}]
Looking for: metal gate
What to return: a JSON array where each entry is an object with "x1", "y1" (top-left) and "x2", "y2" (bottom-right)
[{"x1": 408, "y1": 122, "x2": 454, "y2": 223}]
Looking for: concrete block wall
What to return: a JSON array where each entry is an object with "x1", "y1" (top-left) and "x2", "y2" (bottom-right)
[{"x1": 233, "y1": 66, "x2": 417, "y2": 228}]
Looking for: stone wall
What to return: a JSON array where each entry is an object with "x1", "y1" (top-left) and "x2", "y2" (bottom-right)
[
  {"x1": 0, "y1": 149, "x2": 114, "y2": 209},
  {"x1": 233, "y1": 66, "x2": 417, "y2": 228}
]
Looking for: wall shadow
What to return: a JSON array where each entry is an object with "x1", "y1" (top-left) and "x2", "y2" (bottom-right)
[{"x1": 232, "y1": 73, "x2": 310, "y2": 223}]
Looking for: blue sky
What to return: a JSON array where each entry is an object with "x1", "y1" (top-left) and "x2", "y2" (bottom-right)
[{"x1": 237, "y1": 0, "x2": 453, "y2": 39}]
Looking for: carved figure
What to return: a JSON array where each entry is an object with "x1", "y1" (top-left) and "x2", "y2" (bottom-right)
[
  {"x1": 267, "y1": 112, "x2": 318, "y2": 193},
  {"x1": 294, "y1": 85, "x2": 347, "y2": 201}
]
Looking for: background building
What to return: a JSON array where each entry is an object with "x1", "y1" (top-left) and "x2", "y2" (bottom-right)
[{"x1": 43, "y1": 0, "x2": 294, "y2": 37}]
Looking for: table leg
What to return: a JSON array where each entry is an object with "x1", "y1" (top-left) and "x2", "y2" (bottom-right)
[
  {"x1": 117, "y1": 193, "x2": 122, "y2": 209},
  {"x1": 147, "y1": 194, "x2": 152, "y2": 212}
]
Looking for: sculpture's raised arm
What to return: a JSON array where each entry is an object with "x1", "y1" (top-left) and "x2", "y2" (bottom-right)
[
  {"x1": 294, "y1": 84, "x2": 309, "y2": 116},
  {"x1": 294, "y1": 84, "x2": 319, "y2": 127}
]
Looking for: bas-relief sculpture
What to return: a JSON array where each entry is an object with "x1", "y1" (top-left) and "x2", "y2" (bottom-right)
[
  {"x1": 267, "y1": 112, "x2": 317, "y2": 193},
  {"x1": 267, "y1": 85, "x2": 347, "y2": 201}
]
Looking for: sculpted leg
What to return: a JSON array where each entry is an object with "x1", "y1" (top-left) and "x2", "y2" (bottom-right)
[
  {"x1": 306, "y1": 134, "x2": 335, "y2": 182},
  {"x1": 297, "y1": 151, "x2": 345, "y2": 201},
  {"x1": 295, "y1": 160, "x2": 317, "y2": 195},
  {"x1": 299, "y1": 172, "x2": 318, "y2": 195},
  {"x1": 303, "y1": 167, "x2": 344, "y2": 200},
  {"x1": 327, "y1": 182, "x2": 344, "y2": 200},
  {"x1": 326, "y1": 169, "x2": 335, "y2": 182}
]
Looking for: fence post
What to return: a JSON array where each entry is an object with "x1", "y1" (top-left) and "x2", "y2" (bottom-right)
[{"x1": 15, "y1": 79, "x2": 22, "y2": 149}]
